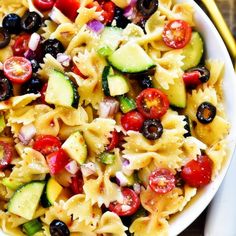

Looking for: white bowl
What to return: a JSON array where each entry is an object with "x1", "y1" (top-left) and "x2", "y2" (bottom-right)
[{"x1": 169, "y1": 0, "x2": 236, "y2": 235}]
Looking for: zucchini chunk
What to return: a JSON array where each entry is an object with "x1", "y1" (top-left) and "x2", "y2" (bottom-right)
[
  {"x1": 45, "y1": 70, "x2": 79, "y2": 108},
  {"x1": 108, "y1": 43, "x2": 155, "y2": 73},
  {"x1": 62, "y1": 131, "x2": 87, "y2": 164},
  {"x1": 182, "y1": 32, "x2": 204, "y2": 71},
  {"x1": 107, "y1": 74, "x2": 130, "y2": 96},
  {"x1": 102, "y1": 66, "x2": 114, "y2": 96},
  {"x1": 8, "y1": 181, "x2": 45, "y2": 220}
]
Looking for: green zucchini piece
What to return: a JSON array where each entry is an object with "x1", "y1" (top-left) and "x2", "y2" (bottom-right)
[
  {"x1": 107, "y1": 75, "x2": 129, "y2": 96},
  {"x1": 153, "y1": 76, "x2": 186, "y2": 108},
  {"x1": 8, "y1": 181, "x2": 45, "y2": 220},
  {"x1": 182, "y1": 32, "x2": 204, "y2": 71},
  {"x1": 62, "y1": 131, "x2": 87, "y2": 165},
  {"x1": 41, "y1": 178, "x2": 62, "y2": 207},
  {"x1": 102, "y1": 66, "x2": 114, "y2": 96},
  {"x1": 45, "y1": 70, "x2": 79, "y2": 108},
  {"x1": 98, "y1": 27, "x2": 123, "y2": 56},
  {"x1": 100, "y1": 152, "x2": 116, "y2": 164},
  {"x1": 23, "y1": 219, "x2": 42, "y2": 236},
  {"x1": 2, "y1": 177, "x2": 23, "y2": 190},
  {"x1": 108, "y1": 43, "x2": 155, "y2": 73},
  {"x1": 119, "y1": 96, "x2": 136, "y2": 113}
]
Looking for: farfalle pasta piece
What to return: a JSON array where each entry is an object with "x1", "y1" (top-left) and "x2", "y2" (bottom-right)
[
  {"x1": 64, "y1": 194, "x2": 101, "y2": 226},
  {"x1": 0, "y1": 45, "x2": 13, "y2": 63},
  {"x1": 153, "y1": 50, "x2": 184, "y2": 90},
  {"x1": 80, "y1": 118, "x2": 115, "y2": 155},
  {"x1": 83, "y1": 150, "x2": 123, "y2": 207},
  {"x1": 38, "y1": 54, "x2": 64, "y2": 80},
  {"x1": 95, "y1": 211, "x2": 127, "y2": 236},
  {"x1": 41, "y1": 20, "x2": 58, "y2": 39},
  {"x1": 70, "y1": 219, "x2": 97, "y2": 235},
  {"x1": 50, "y1": 23, "x2": 78, "y2": 48},
  {"x1": 123, "y1": 110, "x2": 186, "y2": 170},
  {"x1": 9, "y1": 148, "x2": 49, "y2": 183}
]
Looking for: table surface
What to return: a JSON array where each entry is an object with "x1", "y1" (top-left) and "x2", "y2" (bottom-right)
[{"x1": 180, "y1": 0, "x2": 236, "y2": 235}]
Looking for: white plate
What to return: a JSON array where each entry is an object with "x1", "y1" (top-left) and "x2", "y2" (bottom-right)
[{"x1": 169, "y1": 0, "x2": 236, "y2": 235}]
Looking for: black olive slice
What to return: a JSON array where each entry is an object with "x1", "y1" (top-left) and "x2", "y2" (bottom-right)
[
  {"x1": 21, "y1": 76, "x2": 43, "y2": 95},
  {"x1": 0, "y1": 77, "x2": 13, "y2": 101},
  {"x1": 196, "y1": 102, "x2": 216, "y2": 124},
  {"x1": 139, "y1": 75, "x2": 153, "y2": 89},
  {"x1": 42, "y1": 39, "x2": 65, "y2": 58},
  {"x1": 49, "y1": 220, "x2": 70, "y2": 236},
  {"x1": 183, "y1": 115, "x2": 191, "y2": 138},
  {"x1": 21, "y1": 11, "x2": 42, "y2": 33},
  {"x1": 0, "y1": 27, "x2": 11, "y2": 49},
  {"x1": 2, "y1": 13, "x2": 22, "y2": 34},
  {"x1": 142, "y1": 119, "x2": 163, "y2": 140},
  {"x1": 187, "y1": 66, "x2": 210, "y2": 83},
  {"x1": 137, "y1": 0, "x2": 159, "y2": 17}
]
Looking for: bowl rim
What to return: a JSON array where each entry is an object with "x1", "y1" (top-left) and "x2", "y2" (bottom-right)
[{"x1": 169, "y1": 0, "x2": 236, "y2": 235}]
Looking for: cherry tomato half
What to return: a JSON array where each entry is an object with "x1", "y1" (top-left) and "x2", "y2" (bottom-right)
[
  {"x1": 70, "y1": 170, "x2": 84, "y2": 194},
  {"x1": 0, "y1": 142, "x2": 13, "y2": 170},
  {"x1": 55, "y1": 0, "x2": 80, "y2": 21},
  {"x1": 149, "y1": 168, "x2": 176, "y2": 194},
  {"x1": 136, "y1": 88, "x2": 169, "y2": 119},
  {"x1": 106, "y1": 130, "x2": 119, "y2": 151},
  {"x1": 101, "y1": 1, "x2": 115, "y2": 24},
  {"x1": 181, "y1": 155, "x2": 213, "y2": 188},
  {"x1": 183, "y1": 71, "x2": 201, "y2": 89},
  {"x1": 46, "y1": 148, "x2": 69, "y2": 175},
  {"x1": 3, "y1": 57, "x2": 32, "y2": 84},
  {"x1": 33, "y1": 135, "x2": 61, "y2": 156},
  {"x1": 12, "y1": 34, "x2": 30, "y2": 57},
  {"x1": 109, "y1": 188, "x2": 140, "y2": 216},
  {"x1": 33, "y1": 0, "x2": 55, "y2": 11},
  {"x1": 162, "y1": 19, "x2": 192, "y2": 49},
  {"x1": 71, "y1": 65, "x2": 87, "y2": 79},
  {"x1": 121, "y1": 111, "x2": 144, "y2": 131}
]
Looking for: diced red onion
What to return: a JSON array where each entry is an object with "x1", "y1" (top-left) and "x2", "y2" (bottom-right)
[
  {"x1": 57, "y1": 53, "x2": 71, "y2": 67},
  {"x1": 19, "y1": 124, "x2": 36, "y2": 145},
  {"x1": 116, "y1": 171, "x2": 129, "y2": 186},
  {"x1": 98, "y1": 98, "x2": 119, "y2": 118},
  {"x1": 87, "y1": 20, "x2": 104, "y2": 34},
  {"x1": 24, "y1": 49, "x2": 36, "y2": 60},
  {"x1": 123, "y1": 6, "x2": 133, "y2": 17},
  {"x1": 81, "y1": 162, "x2": 96, "y2": 177},
  {"x1": 28, "y1": 33, "x2": 40, "y2": 51},
  {"x1": 65, "y1": 160, "x2": 79, "y2": 175},
  {"x1": 133, "y1": 183, "x2": 141, "y2": 195}
]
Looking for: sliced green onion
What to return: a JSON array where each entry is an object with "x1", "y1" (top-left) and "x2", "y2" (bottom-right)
[
  {"x1": 100, "y1": 152, "x2": 116, "y2": 164},
  {"x1": 98, "y1": 46, "x2": 113, "y2": 57},
  {"x1": 23, "y1": 219, "x2": 42, "y2": 236},
  {"x1": 119, "y1": 96, "x2": 136, "y2": 113}
]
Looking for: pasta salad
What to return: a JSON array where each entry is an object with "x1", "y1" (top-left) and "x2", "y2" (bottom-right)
[{"x1": 0, "y1": 0, "x2": 229, "y2": 235}]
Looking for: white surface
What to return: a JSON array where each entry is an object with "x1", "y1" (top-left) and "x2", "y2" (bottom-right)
[
  {"x1": 168, "y1": 0, "x2": 236, "y2": 235},
  {"x1": 205, "y1": 150, "x2": 236, "y2": 236}
]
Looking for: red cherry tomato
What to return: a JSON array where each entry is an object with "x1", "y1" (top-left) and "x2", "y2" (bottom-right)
[
  {"x1": 71, "y1": 65, "x2": 87, "y2": 79},
  {"x1": 46, "y1": 149, "x2": 69, "y2": 175},
  {"x1": 40, "y1": 83, "x2": 48, "y2": 104},
  {"x1": 149, "y1": 168, "x2": 176, "y2": 194},
  {"x1": 3, "y1": 57, "x2": 32, "y2": 84},
  {"x1": 183, "y1": 71, "x2": 201, "y2": 89},
  {"x1": 12, "y1": 34, "x2": 30, "y2": 57},
  {"x1": 101, "y1": 1, "x2": 115, "y2": 24},
  {"x1": 109, "y1": 188, "x2": 140, "y2": 216},
  {"x1": 71, "y1": 170, "x2": 84, "y2": 194},
  {"x1": 106, "y1": 130, "x2": 119, "y2": 151},
  {"x1": 136, "y1": 88, "x2": 169, "y2": 119},
  {"x1": 33, "y1": 0, "x2": 55, "y2": 11},
  {"x1": 181, "y1": 155, "x2": 213, "y2": 188},
  {"x1": 121, "y1": 111, "x2": 144, "y2": 131},
  {"x1": 33, "y1": 135, "x2": 62, "y2": 156},
  {"x1": 55, "y1": 0, "x2": 80, "y2": 21},
  {"x1": 0, "y1": 142, "x2": 13, "y2": 170},
  {"x1": 162, "y1": 19, "x2": 192, "y2": 49}
]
